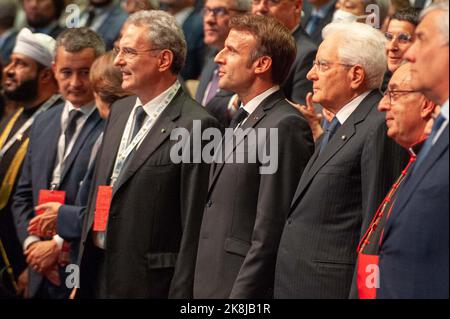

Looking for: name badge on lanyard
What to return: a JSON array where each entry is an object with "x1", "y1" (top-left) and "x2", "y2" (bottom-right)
[
  {"x1": 37, "y1": 189, "x2": 66, "y2": 215},
  {"x1": 93, "y1": 81, "x2": 181, "y2": 232}
]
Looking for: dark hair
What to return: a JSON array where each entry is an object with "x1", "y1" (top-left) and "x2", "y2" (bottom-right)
[
  {"x1": 55, "y1": 27, "x2": 106, "y2": 57},
  {"x1": 20, "y1": 0, "x2": 65, "y2": 20},
  {"x1": 90, "y1": 51, "x2": 131, "y2": 104},
  {"x1": 229, "y1": 15, "x2": 297, "y2": 86},
  {"x1": 392, "y1": 7, "x2": 421, "y2": 26}
]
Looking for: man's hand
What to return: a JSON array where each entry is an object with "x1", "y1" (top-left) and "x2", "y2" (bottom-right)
[
  {"x1": 289, "y1": 93, "x2": 325, "y2": 142},
  {"x1": 28, "y1": 202, "x2": 62, "y2": 237},
  {"x1": 25, "y1": 240, "x2": 60, "y2": 274}
]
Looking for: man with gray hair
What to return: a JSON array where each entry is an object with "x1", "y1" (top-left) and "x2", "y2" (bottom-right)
[
  {"x1": 377, "y1": 0, "x2": 449, "y2": 299},
  {"x1": 77, "y1": 10, "x2": 220, "y2": 298},
  {"x1": 12, "y1": 27, "x2": 106, "y2": 299},
  {"x1": 274, "y1": 21, "x2": 407, "y2": 298},
  {"x1": 0, "y1": 0, "x2": 18, "y2": 64}
]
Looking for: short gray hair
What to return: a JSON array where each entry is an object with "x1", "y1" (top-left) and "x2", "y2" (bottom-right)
[
  {"x1": 126, "y1": 10, "x2": 187, "y2": 74},
  {"x1": 234, "y1": 0, "x2": 252, "y2": 11},
  {"x1": 55, "y1": 27, "x2": 106, "y2": 58},
  {"x1": 421, "y1": 0, "x2": 449, "y2": 45},
  {"x1": 322, "y1": 22, "x2": 387, "y2": 90},
  {"x1": 0, "y1": 0, "x2": 17, "y2": 29}
]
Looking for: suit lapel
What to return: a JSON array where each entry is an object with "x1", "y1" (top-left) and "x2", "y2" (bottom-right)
[
  {"x1": 60, "y1": 110, "x2": 102, "y2": 184},
  {"x1": 290, "y1": 90, "x2": 381, "y2": 209},
  {"x1": 208, "y1": 91, "x2": 282, "y2": 194},
  {"x1": 112, "y1": 90, "x2": 184, "y2": 196},
  {"x1": 382, "y1": 126, "x2": 449, "y2": 238},
  {"x1": 43, "y1": 106, "x2": 63, "y2": 186}
]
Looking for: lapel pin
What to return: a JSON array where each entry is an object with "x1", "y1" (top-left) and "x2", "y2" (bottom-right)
[
  {"x1": 161, "y1": 128, "x2": 166, "y2": 134},
  {"x1": 341, "y1": 135, "x2": 347, "y2": 141}
]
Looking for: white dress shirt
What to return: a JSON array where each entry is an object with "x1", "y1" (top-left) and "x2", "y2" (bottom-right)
[{"x1": 335, "y1": 91, "x2": 371, "y2": 125}]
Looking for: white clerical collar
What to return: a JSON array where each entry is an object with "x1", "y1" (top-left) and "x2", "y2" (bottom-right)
[
  {"x1": 242, "y1": 86, "x2": 280, "y2": 117},
  {"x1": 335, "y1": 91, "x2": 371, "y2": 125}
]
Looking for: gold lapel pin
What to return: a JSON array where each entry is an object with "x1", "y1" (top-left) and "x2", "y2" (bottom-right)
[{"x1": 341, "y1": 135, "x2": 347, "y2": 141}]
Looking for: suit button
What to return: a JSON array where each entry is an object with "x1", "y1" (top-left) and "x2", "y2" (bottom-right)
[{"x1": 206, "y1": 200, "x2": 212, "y2": 208}]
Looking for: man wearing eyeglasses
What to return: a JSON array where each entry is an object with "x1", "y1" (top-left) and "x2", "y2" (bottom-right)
[
  {"x1": 382, "y1": 7, "x2": 420, "y2": 91},
  {"x1": 195, "y1": 0, "x2": 251, "y2": 126},
  {"x1": 274, "y1": 22, "x2": 407, "y2": 298},
  {"x1": 378, "y1": 0, "x2": 449, "y2": 299},
  {"x1": 252, "y1": 0, "x2": 317, "y2": 105},
  {"x1": 77, "y1": 10, "x2": 220, "y2": 299},
  {"x1": 356, "y1": 62, "x2": 437, "y2": 299}
]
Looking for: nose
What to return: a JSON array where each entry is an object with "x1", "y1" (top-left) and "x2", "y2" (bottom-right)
[
  {"x1": 70, "y1": 73, "x2": 83, "y2": 88},
  {"x1": 114, "y1": 52, "x2": 125, "y2": 67},
  {"x1": 378, "y1": 94, "x2": 391, "y2": 112},
  {"x1": 214, "y1": 48, "x2": 226, "y2": 65},
  {"x1": 306, "y1": 65, "x2": 317, "y2": 81},
  {"x1": 253, "y1": 1, "x2": 269, "y2": 15},
  {"x1": 403, "y1": 41, "x2": 417, "y2": 63},
  {"x1": 4, "y1": 62, "x2": 15, "y2": 76},
  {"x1": 387, "y1": 39, "x2": 399, "y2": 52}
]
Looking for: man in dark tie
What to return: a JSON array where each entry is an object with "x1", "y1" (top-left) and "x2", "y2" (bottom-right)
[
  {"x1": 11, "y1": 28, "x2": 106, "y2": 299},
  {"x1": 377, "y1": 0, "x2": 449, "y2": 299},
  {"x1": 302, "y1": 0, "x2": 336, "y2": 44},
  {"x1": 77, "y1": 10, "x2": 220, "y2": 299},
  {"x1": 193, "y1": 15, "x2": 314, "y2": 299},
  {"x1": 21, "y1": 0, "x2": 65, "y2": 39},
  {"x1": 274, "y1": 21, "x2": 407, "y2": 299},
  {"x1": 252, "y1": 0, "x2": 317, "y2": 105},
  {"x1": 195, "y1": 0, "x2": 251, "y2": 126},
  {"x1": 356, "y1": 63, "x2": 437, "y2": 299}
]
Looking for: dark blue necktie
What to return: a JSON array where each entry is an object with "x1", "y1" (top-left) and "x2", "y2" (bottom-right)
[
  {"x1": 414, "y1": 114, "x2": 446, "y2": 171},
  {"x1": 131, "y1": 106, "x2": 147, "y2": 142},
  {"x1": 229, "y1": 107, "x2": 249, "y2": 129},
  {"x1": 319, "y1": 117, "x2": 341, "y2": 155},
  {"x1": 306, "y1": 14, "x2": 321, "y2": 36}
]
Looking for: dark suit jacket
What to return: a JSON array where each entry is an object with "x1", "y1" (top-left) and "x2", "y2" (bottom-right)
[
  {"x1": 301, "y1": 0, "x2": 336, "y2": 45},
  {"x1": 194, "y1": 90, "x2": 314, "y2": 299},
  {"x1": 78, "y1": 89, "x2": 221, "y2": 299},
  {"x1": 181, "y1": 9, "x2": 205, "y2": 80},
  {"x1": 0, "y1": 30, "x2": 17, "y2": 65},
  {"x1": 195, "y1": 56, "x2": 235, "y2": 127},
  {"x1": 94, "y1": 4, "x2": 128, "y2": 51},
  {"x1": 283, "y1": 27, "x2": 317, "y2": 104},
  {"x1": 378, "y1": 126, "x2": 449, "y2": 299},
  {"x1": 11, "y1": 103, "x2": 104, "y2": 298},
  {"x1": 274, "y1": 90, "x2": 408, "y2": 299}
]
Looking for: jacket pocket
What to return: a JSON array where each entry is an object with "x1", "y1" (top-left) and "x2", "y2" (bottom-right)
[
  {"x1": 146, "y1": 252, "x2": 178, "y2": 269},
  {"x1": 224, "y1": 237, "x2": 251, "y2": 257}
]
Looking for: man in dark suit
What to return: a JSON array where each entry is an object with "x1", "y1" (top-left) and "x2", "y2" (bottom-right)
[
  {"x1": 77, "y1": 10, "x2": 220, "y2": 299},
  {"x1": 11, "y1": 28, "x2": 106, "y2": 299},
  {"x1": 21, "y1": 0, "x2": 65, "y2": 39},
  {"x1": 0, "y1": 28, "x2": 60, "y2": 298},
  {"x1": 252, "y1": 0, "x2": 317, "y2": 105},
  {"x1": 274, "y1": 21, "x2": 407, "y2": 299},
  {"x1": 194, "y1": 15, "x2": 314, "y2": 299},
  {"x1": 378, "y1": 1, "x2": 449, "y2": 299},
  {"x1": 82, "y1": 0, "x2": 128, "y2": 51},
  {"x1": 160, "y1": 0, "x2": 206, "y2": 80},
  {"x1": 195, "y1": 0, "x2": 251, "y2": 126},
  {"x1": 302, "y1": 0, "x2": 336, "y2": 45}
]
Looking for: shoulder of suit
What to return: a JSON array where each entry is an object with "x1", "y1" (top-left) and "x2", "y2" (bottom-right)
[{"x1": 34, "y1": 101, "x2": 64, "y2": 125}]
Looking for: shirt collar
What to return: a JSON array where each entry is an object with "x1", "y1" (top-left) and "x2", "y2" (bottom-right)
[
  {"x1": 242, "y1": 86, "x2": 280, "y2": 116},
  {"x1": 134, "y1": 81, "x2": 180, "y2": 116},
  {"x1": 335, "y1": 91, "x2": 371, "y2": 125},
  {"x1": 312, "y1": 0, "x2": 335, "y2": 18},
  {"x1": 440, "y1": 99, "x2": 449, "y2": 122},
  {"x1": 65, "y1": 100, "x2": 96, "y2": 116},
  {"x1": 30, "y1": 20, "x2": 59, "y2": 36}
]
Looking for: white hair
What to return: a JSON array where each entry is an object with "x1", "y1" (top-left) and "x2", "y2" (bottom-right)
[
  {"x1": 421, "y1": 0, "x2": 449, "y2": 45},
  {"x1": 322, "y1": 22, "x2": 387, "y2": 90}
]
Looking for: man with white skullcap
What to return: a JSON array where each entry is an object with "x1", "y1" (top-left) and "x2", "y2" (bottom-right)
[{"x1": 0, "y1": 28, "x2": 61, "y2": 298}]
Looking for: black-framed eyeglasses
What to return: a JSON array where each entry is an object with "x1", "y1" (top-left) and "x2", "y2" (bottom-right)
[
  {"x1": 113, "y1": 47, "x2": 161, "y2": 59},
  {"x1": 383, "y1": 89, "x2": 419, "y2": 105},
  {"x1": 202, "y1": 6, "x2": 246, "y2": 18},
  {"x1": 384, "y1": 32, "x2": 413, "y2": 44},
  {"x1": 312, "y1": 60, "x2": 355, "y2": 72}
]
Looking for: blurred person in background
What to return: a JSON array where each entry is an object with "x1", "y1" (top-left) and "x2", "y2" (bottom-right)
[{"x1": 21, "y1": 0, "x2": 66, "y2": 39}]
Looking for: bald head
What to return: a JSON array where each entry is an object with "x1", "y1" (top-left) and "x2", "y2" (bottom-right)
[{"x1": 378, "y1": 63, "x2": 436, "y2": 149}]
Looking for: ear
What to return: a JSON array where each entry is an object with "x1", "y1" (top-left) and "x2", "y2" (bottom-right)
[
  {"x1": 420, "y1": 99, "x2": 436, "y2": 121},
  {"x1": 254, "y1": 56, "x2": 272, "y2": 76},
  {"x1": 158, "y1": 50, "x2": 174, "y2": 73},
  {"x1": 349, "y1": 65, "x2": 366, "y2": 90},
  {"x1": 295, "y1": 0, "x2": 303, "y2": 16}
]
